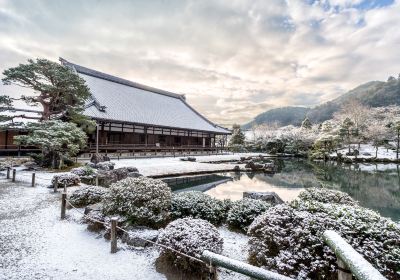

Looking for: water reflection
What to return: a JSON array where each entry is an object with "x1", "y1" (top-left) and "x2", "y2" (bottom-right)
[
  {"x1": 165, "y1": 159, "x2": 400, "y2": 221},
  {"x1": 205, "y1": 173, "x2": 304, "y2": 202}
]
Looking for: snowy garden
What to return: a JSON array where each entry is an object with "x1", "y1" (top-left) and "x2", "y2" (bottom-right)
[{"x1": 1, "y1": 154, "x2": 399, "y2": 280}]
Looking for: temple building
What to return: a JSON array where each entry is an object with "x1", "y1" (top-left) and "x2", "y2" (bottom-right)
[{"x1": 0, "y1": 58, "x2": 230, "y2": 156}]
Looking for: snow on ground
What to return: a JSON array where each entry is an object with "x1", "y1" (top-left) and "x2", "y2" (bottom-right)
[
  {"x1": 0, "y1": 179, "x2": 165, "y2": 280},
  {"x1": 86, "y1": 153, "x2": 268, "y2": 177},
  {"x1": 0, "y1": 175, "x2": 254, "y2": 280},
  {"x1": 332, "y1": 144, "x2": 398, "y2": 159}
]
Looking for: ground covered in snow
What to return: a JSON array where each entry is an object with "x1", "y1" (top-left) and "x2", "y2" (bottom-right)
[
  {"x1": 0, "y1": 166, "x2": 250, "y2": 280},
  {"x1": 96, "y1": 153, "x2": 268, "y2": 177},
  {"x1": 332, "y1": 143, "x2": 398, "y2": 160}
]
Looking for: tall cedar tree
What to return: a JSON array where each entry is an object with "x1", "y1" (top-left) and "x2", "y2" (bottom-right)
[{"x1": 2, "y1": 58, "x2": 91, "y2": 124}]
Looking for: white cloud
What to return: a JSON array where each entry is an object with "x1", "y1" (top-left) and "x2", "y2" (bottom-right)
[{"x1": 0, "y1": 0, "x2": 399, "y2": 127}]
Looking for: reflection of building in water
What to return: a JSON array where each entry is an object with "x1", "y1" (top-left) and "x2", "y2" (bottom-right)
[{"x1": 163, "y1": 174, "x2": 232, "y2": 192}]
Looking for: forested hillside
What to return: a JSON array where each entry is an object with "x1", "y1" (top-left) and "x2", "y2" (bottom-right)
[{"x1": 244, "y1": 76, "x2": 400, "y2": 128}]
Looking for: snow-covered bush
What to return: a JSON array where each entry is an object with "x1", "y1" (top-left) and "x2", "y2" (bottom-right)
[
  {"x1": 51, "y1": 173, "x2": 80, "y2": 187},
  {"x1": 69, "y1": 186, "x2": 109, "y2": 207},
  {"x1": 248, "y1": 202, "x2": 400, "y2": 280},
  {"x1": 157, "y1": 218, "x2": 223, "y2": 274},
  {"x1": 226, "y1": 198, "x2": 271, "y2": 232},
  {"x1": 102, "y1": 177, "x2": 171, "y2": 228},
  {"x1": 297, "y1": 187, "x2": 357, "y2": 206},
  {"x1": 171, "y1": 191, "x2": 226, "y2": 225},
  {"x1": 71, "y1": 166, "x2": 96, "y2": 177}
]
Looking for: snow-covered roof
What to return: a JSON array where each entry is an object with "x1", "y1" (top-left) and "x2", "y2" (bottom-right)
[{"x1": 60, "y1": 58, "x2": 230, "y2": 135}]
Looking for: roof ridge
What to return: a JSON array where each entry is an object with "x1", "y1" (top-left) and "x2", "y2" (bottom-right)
[{"x1": 59, "y1": 57, "x2": 184, "y2": 100}]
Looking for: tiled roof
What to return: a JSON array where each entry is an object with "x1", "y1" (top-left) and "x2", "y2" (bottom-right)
[{"x1": 60, "y1": 58, "x2": 230, "y2": 134}]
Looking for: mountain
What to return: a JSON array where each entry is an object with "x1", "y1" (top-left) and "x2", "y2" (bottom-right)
[
  {"x1": 243, "y1": 77, "x2": 400, "y2": 128},
  {"x1": 242, "y1": 106, "x2": 310, "y2": 129}
]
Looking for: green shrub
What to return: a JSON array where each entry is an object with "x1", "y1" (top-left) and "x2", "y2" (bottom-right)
[
  {"x1": 298, "y1": 187, "x2": 357, "y2": 205},
  {"x1": 69, "y1": 185, "x2": 109, "y2": 207},
  {"x1": 102, "y1": 177, "x2": 171, "y2": 228},
  {"x1": 157, "y1": 218, "x2": 223, "y2": 275},
  {"x1": 171, "y1": 191, "x2": 226, "y2": 225},
  {"x1": 248, "y1": 201, "x2": 400, "y2": 280},
  {"x1": 226, "y1": 198, "x2": 271, "y2": 232}
]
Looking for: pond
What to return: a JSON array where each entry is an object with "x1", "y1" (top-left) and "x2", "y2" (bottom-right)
[{"x1": 165, "y1": 159, "x2": 400, "y2": 222}]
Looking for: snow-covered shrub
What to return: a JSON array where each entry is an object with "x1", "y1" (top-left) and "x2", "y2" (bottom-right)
[
  {"x1": 227, "y1": 198, "x2": 271, "y2": 232},
  {"x1": 71, "y1": 166, "x2": 96, "y2": 177},
  {"x1": 69, "y1": 186, "x2": 109, "y2": 207},
  {"x1": 298, "y1": 187, "x2": 357, "y2": 206},
  {"x1": 51, "y1": 173, "x2": 80, "y2": 187},
  {"x1": 157, "y1": 218, "x2": 223, "y2": 274},
  {"x1": 248, "y1": 202, "x2": 400, "y2": 280},
  {"x1": 102, "y1": 177, "x2": 171, "y2": 228},
  {"x1": 171, "y1": 191, "x2": 226, "y2": 225}
]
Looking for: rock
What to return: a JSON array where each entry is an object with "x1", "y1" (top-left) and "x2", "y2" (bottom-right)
[
  {"x1": 97, "y1": 167, "x2": 140, "y2": 187},
  {"x1": 243, "y1": 191, "x2": 284, "y2": 204},
  {"x1": 90, "y1": 154, "x2": 102, "y2": 164},
  {"x1": 84, "y1": 202, "x2": 103, "y2": 215},
  {"x1": 128, "y1": 172, "x2": 143, "y2": 178},
  {"x1": 245, "y1": 161, "x2": 265, "y2": 170},
  {"x1": 51, "y1": 173, "x2": 80, "y2": 188},
  {"x1": 233, "y1": 165, "x2": 240, "y2": 171},
  {"x1": 363, "y1": 152, "x2": 372, "y2": 156},
  {"x1": 121, "y1": 226, "x2": 159, "y2": 247},
  {"x1": 96, "y1": 161, "x2": 115, "y2": 170},
  {"x1": 180, "y1": 157, "x2": 196, "y2": 162},
  {"x1": 102, "y1": 155, "x2": 111, "y2": 161}
]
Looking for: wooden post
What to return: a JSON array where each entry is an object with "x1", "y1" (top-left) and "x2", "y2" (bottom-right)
[
  {"x1": 6, "y1": 167, "x2": 10, "y2": 179},
  {"x1": 61, "y1": 192, "x2": 67, "y2": 220},
  {"x1": 31, "y1": 173, "x2": 36, "y2": 187},
  {"x1": 95, "y1": 174, "x2": 99, "y2": 186},
  {"x1": 110, "y1": 217, "x2": 118, "y2": 253},
  {"x1": 53, "y1": 177, "x2": 58, "y2": 193},
  {"x1": 209, "y1": 264, "x2": 218, "y2": 280},
  {"x1": 12, "y1": 169, "x2": 16, "y2": 182},
  {"x1": 337, "y1": 258, "x2": 352, "y2": 280},
  {"x1": 63, "y1": 181, "x2": 67, "y2": 192}
]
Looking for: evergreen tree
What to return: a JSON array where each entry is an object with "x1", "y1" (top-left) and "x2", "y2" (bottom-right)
[
  {"x1": 229, "y1": 124, "x2": 245, "y2": 145},
  {"x1": 14, "y1": 120, "x2": 87, "y2": 169},
  {"x1": 301, "y1": 117, "x2": 312, "y2": 129},
  {"x1": 0, "y1": 95, "x2": 13, "y2": 125},
  {"x1": 338, "y1": 117, "x2": 355, "y2": 154},
  {"x1": 2, "y1": 58, "x2": 92, "y2": 127}
]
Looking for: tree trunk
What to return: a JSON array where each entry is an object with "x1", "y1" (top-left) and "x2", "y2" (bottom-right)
[
  {"x1": 40, "y1": 101, "x2": 51, "y2": 121},
  {"x1": 375, "y1": 146, "x2": 378, "y2": 158}
]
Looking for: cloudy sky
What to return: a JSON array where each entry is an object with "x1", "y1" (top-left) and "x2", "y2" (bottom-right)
[{"x1": 0, "y1": 0, "x2": 399, "y2": 127}]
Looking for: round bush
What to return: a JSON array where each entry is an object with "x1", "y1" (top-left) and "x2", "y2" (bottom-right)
[
  {"x1": 69, "y1": 185, "x2": 109, "y2": 207},
  {"x1": 51, "y1": 173, "x2": 80, "y2": 187},
  {"x1": 227, "y1": 198, "x2": 271, "y2": 232},
  {"x1": 171, "y1": 191, "x2": 227, "y2": 225},
  {"x1": 157, "y1": 218, "x2": 223, "y2": 274},
  {"x1": 248, "y1": 202, "x2": 400, "y2": 280},
  {"x1": 298, "y1": 187, "x2": 357, "y2": 205},
  {"x1": 102, "y1": 177, "x2": 171, "y2": 228}
]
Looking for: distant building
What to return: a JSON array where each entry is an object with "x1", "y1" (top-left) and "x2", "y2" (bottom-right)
[{"x1": 0, "y1": 58, "x2": 230, "y2": 156}]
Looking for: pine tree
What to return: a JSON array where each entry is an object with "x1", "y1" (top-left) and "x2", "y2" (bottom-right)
[
  {"x1": 2, "y1": 58, "x2": 92, "y2": 127},
  {"x1": 229, "y1": 124, "x2": 245, "y2": 145}
]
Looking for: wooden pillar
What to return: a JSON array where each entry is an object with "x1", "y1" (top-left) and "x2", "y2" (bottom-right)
[
  {"x1": 144, "y1": 126, "x2": 148, "y2": 147},
  {"x1": 4, "y1": 129, "x2": 8, "y2": 150},
  {"x1": 61, "y1": 192, "x2": 67, "y2": 220}
]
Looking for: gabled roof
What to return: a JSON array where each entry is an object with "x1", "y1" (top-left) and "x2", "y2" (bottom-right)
[{"x1": 60, "y1": 58, "x2": 230, "y2": 134}]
